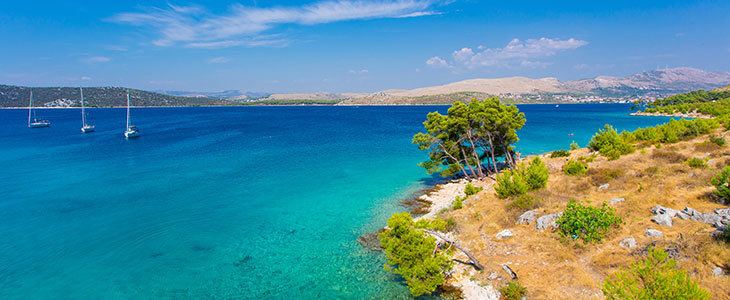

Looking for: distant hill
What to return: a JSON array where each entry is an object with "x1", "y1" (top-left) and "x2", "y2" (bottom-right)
[
  {"x1": 0, "y1": 85, "x2": 237, "y2": 108},
  {"x1": 715, "y1": 84, "x2": 730, "y2": 92},
  {"x1": 155, "y1": 90, "x2": 271, "y2": 100}
]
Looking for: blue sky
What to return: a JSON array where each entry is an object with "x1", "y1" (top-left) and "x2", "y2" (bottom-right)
[{"x1": 1, "y1": 0, "x2": 729, "y2": 93}]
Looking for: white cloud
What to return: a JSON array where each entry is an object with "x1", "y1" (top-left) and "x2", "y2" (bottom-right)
[
  {"x1": 426, "y1": 56, "x2": 450, "y2": 68},
  {"x1": 110, "y1": 1, "x2": 437, "y2": 48},
  {"x1": 348, "y1": 69, "x2": 369, "y2": 74},
  {"x1": 81, "y1": 76, "x2": 93, "y2": 80},
  {"x1": 208, "y1": 57, "x2": 229, "y2": 64},
  {"x1": 431, "y1": 37, "x2": 588, "y2": 69},
  {"x1": 82, "y1": 56, "x2": 111, "y2": 63}
]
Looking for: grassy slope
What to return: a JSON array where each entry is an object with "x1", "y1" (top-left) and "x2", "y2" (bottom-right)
[
  {"x1": 441, "y1": 131, "x2": 730, "y2": 298},
  {"x1": 716, "y1": 85, "x2": 730, "y2": 92}
]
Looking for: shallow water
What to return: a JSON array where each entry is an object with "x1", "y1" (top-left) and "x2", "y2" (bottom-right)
[{"x1": 0, "y1": 104, "x2": 672, "y2": 299}]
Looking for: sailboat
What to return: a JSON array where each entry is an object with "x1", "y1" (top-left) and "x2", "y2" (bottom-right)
[
  {"x1": 124, "y1": 93, "x2": 140, "y2": 139},
  {"x1": 80, "y1": 88, "x2": 95, "y2": 133},
  {"x1": 27, "y1": 88, "x2": 50, "y2": 128}
]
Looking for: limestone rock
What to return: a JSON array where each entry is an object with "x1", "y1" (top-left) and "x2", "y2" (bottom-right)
[
  {"x1": 609, "y1": 197, "x2": 625, "y2": 204},
  {"x1": 495, "y1": 229, "x2": 515, "y2": 240},
  {"x1": 516, "y1": 210, "x2": 539, "y2": 225},
  {"x1": 652, "y1": 214, "x2": 673, "y2": 226},
  {"x1": 536, "y1": 212, "x2": 563, "y2": 230},
  {"x1": 712, "y1": 267, "x2": 724, "y2": 277},
  {"x1": 598, "y1": 184, "x2": 610, "y2": 191},
  {"x1": 619, "y1": 237, "x2": 637, "y2": 249},
  {"x1": 652, "y1": 205, "x2": 678, "y2": 217},
  {"x1": 645, "y1": 228, "x2": 664, "y2": 238}
]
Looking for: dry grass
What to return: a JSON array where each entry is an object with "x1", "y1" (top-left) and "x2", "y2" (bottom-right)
[{"x1": 442, "y1": 129, "x2": 730, "y2": 299}]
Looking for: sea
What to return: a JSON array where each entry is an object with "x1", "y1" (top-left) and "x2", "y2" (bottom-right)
[{"x1": 0, "y1": 104, "x2": 674, "y2": 299}]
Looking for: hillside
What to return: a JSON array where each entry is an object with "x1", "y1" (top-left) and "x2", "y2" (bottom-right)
[
  {"x1": 0, "y1": 85, "x2": 237, "y2": 108},
  {"x1": 716, "y1": 85, "x2": 730, "y2": 92}
]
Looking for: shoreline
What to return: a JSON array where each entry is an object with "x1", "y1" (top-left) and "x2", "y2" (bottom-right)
[
  {"x1": 1, "y1": 102, "x2": 636, "y2": 109},
  {"x1": 629, "y1": 111, "x2": 713, "y2": 119}
]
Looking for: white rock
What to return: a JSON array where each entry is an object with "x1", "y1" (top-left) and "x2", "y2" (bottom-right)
[
  {"x1": 535, "y1": 212, "x2": 563, "y2": 230},
  {"x1": 495, "y1": 229, "x2": 515, "y2": 240},
  {"x1": 619, "y1": 237, "x2": 637, "y2": 249},
  {"x1": 598, "y1": 184, "x2": 610, "y2": 191},
  {"x1": 516, "y1": 210, "x2": 539, "y2": 225},
  {"x1": 652, "y1": 214, "x2": 673, "y2": 226},
  {"x1": 712, "y1": 267, "x2": 724, "y2": 277},
  {"x1": 454, "y1": 277, "x2": 500, "y2": 300},
  {"x1": 645, "y1": 228, "x2": 664, "y2": 238},
  {"x1": 609, "y1": 197, "x2": 625, "y2": 204},
  {"x1": 652, "y1": 205, "x2": 679, "y2": 217}
]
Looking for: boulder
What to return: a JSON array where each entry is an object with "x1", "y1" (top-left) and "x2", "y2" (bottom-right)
[
  {"x1": 495, "y1": 229, "x2": 515, "y2": 240},
  {"x1": 619, "y1": 237, "x2": 637, "y2": 249},
  {"x1": 682, "y1": 207, "x2": 702, "y2": 220},
  {"x1": 598, "y1": 184, "x2": 610, "y2": 191},
  {"x1": 697, "y1": 213, "x2": 723, "y2": 227},
  {"x1": 536, "y1": 212, "x2": 563, "y2": 230},
  {"x1": 645, "y1": 228, "x2": 664, "y2": 238},
  {"x1": 609, "y1": 197, "x2": 625, "y2": 204},
  {"x1": 652, "y1": 214, "x2": 673, "y2": 226},
  {"x1": 715, "y1": 208, "x2": 730, "y2": 218},
  {"x1": 516, "y1": 210, "x2": 539, "y2": 225},
  {"x1": 652, "y1": 205, "x2": 678, "y2": 217}
]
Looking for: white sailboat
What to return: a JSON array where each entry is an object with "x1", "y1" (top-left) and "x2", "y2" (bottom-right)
[
  {"x1": 124, "y1": 93, "x2": 140, "y2": 139},
  {"x1": 27, "y1": 88, "x2": 50, "y2": 128},
  {"x1": 80, "y1": 88, "x2": 95, "y2": 133}
]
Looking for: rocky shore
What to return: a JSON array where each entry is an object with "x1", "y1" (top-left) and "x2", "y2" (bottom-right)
[{"x1": 629, "y1": 111, "x2": 713, "y2": 119}]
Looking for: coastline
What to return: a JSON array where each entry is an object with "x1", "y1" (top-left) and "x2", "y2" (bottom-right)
[{"x1": 629, "y1": 111, "x2": 713, "y2": 119}]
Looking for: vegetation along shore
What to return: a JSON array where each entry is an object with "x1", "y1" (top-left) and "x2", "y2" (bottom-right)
[{"x1": 368, "y1": 85, "x2": 730, "y2": 299}]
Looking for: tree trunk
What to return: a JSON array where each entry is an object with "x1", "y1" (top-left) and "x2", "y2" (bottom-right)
[
  {"x1": 460, "y1": 147, "x2": 478, "y2": 178},
  {"x1": 486, "y1": 134, "x2": 499, "y2": 174},
  {"x1": 466, "y1": 131, "x2": 485, "y2": 178},
  {"x1": 424, "y1": 230, "x2": 484, "y2": 270},
  {"x1": 438, "y1": 144, "x2": 469, "y2": 178}
]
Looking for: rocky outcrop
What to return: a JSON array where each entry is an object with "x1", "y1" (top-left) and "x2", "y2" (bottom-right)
[
  {"x1": 652, "y1": 214, "x2": 673, "y2": 227},
  {"x1": 619, "y1": 238, "x2": 637, "y2": 249},
  {"x1": 516, "y1": 210, "x2": 539, "y2": 225},
  {"x1": 536, "y1": 212, "x2": 563, "y2": 230},
  {"x1": 650, "y1": 206, "x2": 730, "y2": 230},
  {"x1": 609, "y1": 197, "x2": 625, "y2": 204},
  {"x1": 645, "y1": 228, "x2": 664, "y2": 238},
  {"x1": 495, "y1": 229, "x2": 515, "y2": 240}
]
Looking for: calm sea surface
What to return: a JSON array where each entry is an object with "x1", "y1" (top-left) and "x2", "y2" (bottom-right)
[{"x1": 0, "y1": 104, "x2": 672, "y2": 299}]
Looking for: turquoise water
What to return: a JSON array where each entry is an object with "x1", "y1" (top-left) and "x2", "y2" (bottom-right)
[{"x1": 0, "y1": 104, "x2": 672, "y2": 299}]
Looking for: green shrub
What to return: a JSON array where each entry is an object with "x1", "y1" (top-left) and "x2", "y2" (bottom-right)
[
  {"x1": 589, "y1": 125, "x2": 635, "y2": 160},
  {"x1": 602, "y1": 248, "x2": 710, "y2": 300},
  {"x1": 379, "y1": 213, "x2": 453, "y2": 297},
  {"x1": 550, "y1": 149, "x2": 571, "y2": 158},
  {"x1": 709, "y1": 135, "x2": 726, "y2": 146},
  {"x1": 569, "y1": 141, "x2": 580, "y2": 150},
  {"x1": 495, "y1": 169, "x2": 529, "y2": 198},
  {"x1": 464, "y1": 182, "x2": 483, "y2": 196},
  {"x1": 556, "y1": 201, "x2": 622, "y2": 243},
  {"x1": 685, "y1": 157, "x2": 708, "y2": 169},
  {"x1": 563, "y1": 159, "x2": 588, "y2": 176},
  {"x1": 577, "y1": 154, "x2": 597, "y2": 163},
  {"x1": 508, "y1": 194, "x2": 541, "y2": 211},
  {"x1": 453, "y1": 196, "x2": 464, "y2": 209},
  {"x1": 499, "y1": 281, "x2": 527, "y2": 300},
  {"x1": 711, "y1": 166, "x2": 730, "y2": 201},
  {"x1": 715, "y1": 229, "x2": 730, "y2": 244},
  {"x1": 524, "y1": 157, "x2": 549, "y2": 190}
]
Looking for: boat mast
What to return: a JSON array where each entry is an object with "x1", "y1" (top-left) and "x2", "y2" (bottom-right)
[
  {"x1": 80, "y1": 88, "x2": 86, "y2": 126},
  {"x1": 126, "y1": 93, "x2": 130, "y2": 129},
  {"x1": 28, "y1": 89, "x2": 33, "y2": 126}
]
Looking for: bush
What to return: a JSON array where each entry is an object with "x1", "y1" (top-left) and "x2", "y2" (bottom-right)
[
  {"x1": 495, "y1": 169, "x2": 529, "y2": 198},
  {"x1": 379, "y1": 213, "x2": 453, "y2": 297},
  {"x1": 569, "y1": 140, "x2": 580, "y2": 150},
  {"x1": 589, "y1": 125, "x2": 635, "y2": 160},
  {"x1": 453, "y1": 196, "x2": 464, "y2": 209},
  {"x1": 602, "y1": 248, "x2": 709, "y2": 299},
  {"x1": 524, "y1": 157, "x2": 549, "y2": 190},
  {"x1": 495, "y1": 157, "x2": 549, "y2": 198},
  {"x1": 715, "y1": 229, "x2": 730, "y2": 244},
  {"x1": 464, "y1": 182, "x2": 483, "y2": 196},
  {"x1": 685, "y1": 157, "x2": 708, "y2": 169},
  {"x1": 563, "y1": 159, "x2": 588, "y2": 176},
  {"x1": 499, "y1": 281, "x2": 527, "y2": 300},
  {"x1": 508, "y1": 194, "x2": 541, "y2": 211},
  {"x1": 556, "y1": 201, "x2": 622, "y2": 243},
  {"x1": 711, "y1": 166, "x2": 730, "y2": 201},
  {"x1": 709, "y1": 135, "x2": 726, "y2": 146},
  {"x1": 550, "y1": 149, "x2": 571, "y2": 158},
  {"x1": 577, "y1": 154, "x2": 597, "y2": 163}
]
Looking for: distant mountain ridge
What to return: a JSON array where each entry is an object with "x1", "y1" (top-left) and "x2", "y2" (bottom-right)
[
  {"x1": 0, "y1": 85, "x2": 236, "y2": 108},
  {"x1": 154, "y1": 90, "x2": 271, "y2": 100}
]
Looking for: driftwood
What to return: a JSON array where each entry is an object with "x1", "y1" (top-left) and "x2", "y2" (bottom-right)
[
  {"x1": 500, "y1": 264, "x2": 518, "y2": 279},
  {"x1": 424, "y1": 229, "x2": 484, "y2": 270}
]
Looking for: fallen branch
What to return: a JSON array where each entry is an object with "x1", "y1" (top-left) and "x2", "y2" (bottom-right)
[{"x1": 424, "y1": 229, "x2": 484, "y2": 270}]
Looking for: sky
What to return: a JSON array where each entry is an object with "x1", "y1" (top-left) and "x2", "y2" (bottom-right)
[{"x1": 1, "y1": 0, "x2": 729, "y2": 93}]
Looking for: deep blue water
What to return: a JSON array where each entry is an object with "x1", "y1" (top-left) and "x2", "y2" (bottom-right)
[{"x1": 0, "y1": 104, "x2": 672, "y2": 299}]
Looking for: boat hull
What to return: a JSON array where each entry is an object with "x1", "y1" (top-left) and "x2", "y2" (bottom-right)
[
  {"x1": 29, "y1": 122, "x2": 50, "y2": 128},
  {"x1": 124, "y1": 130, "x2": 140, "y2": 139},
  {"x1": 81, "y1": 126, "x2": 95, "y2": 133}
]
